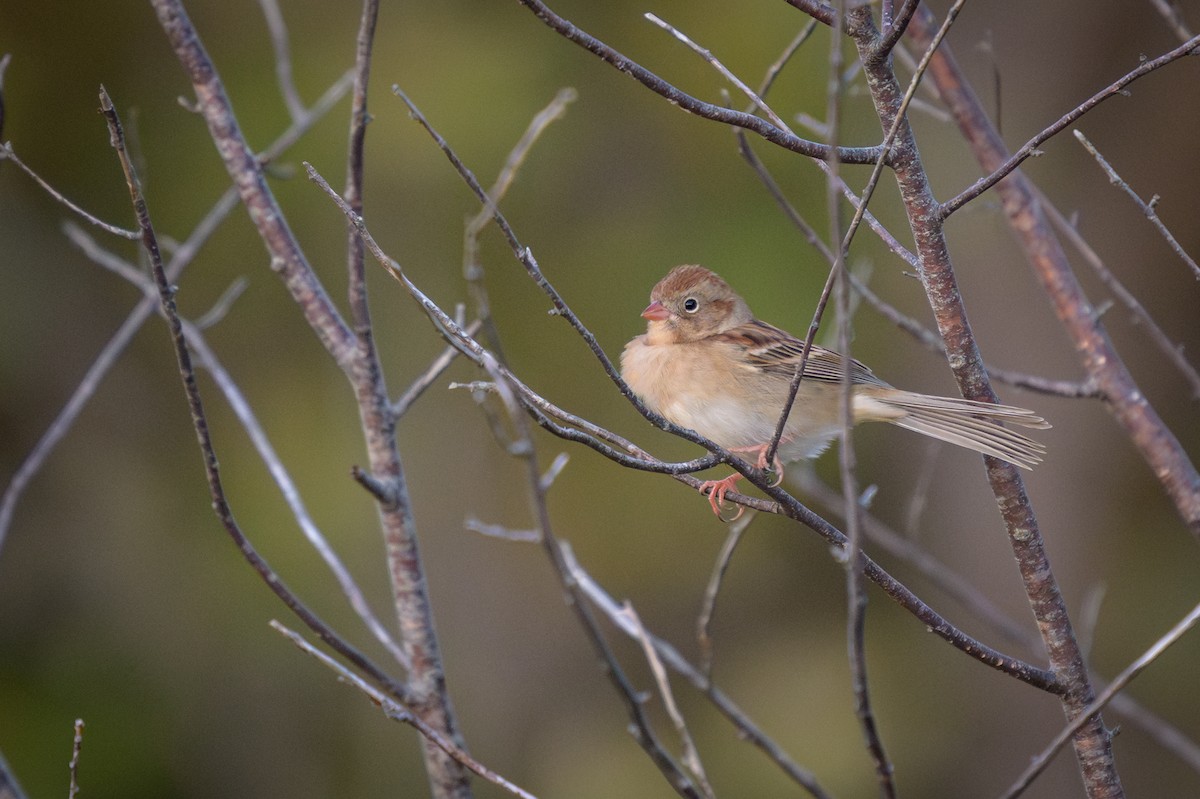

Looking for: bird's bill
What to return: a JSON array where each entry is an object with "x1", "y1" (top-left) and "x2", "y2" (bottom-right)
[{"x1": 641, "y1": 300, "x2": 670, "y2": 321}]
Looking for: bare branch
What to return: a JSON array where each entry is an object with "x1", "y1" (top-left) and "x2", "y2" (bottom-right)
[
  {"x1": 476, "y1": 353, "x2": 705, "y2": 799},
  {"x1": 623, "y1": 604, "x2": 716, "y2": 799},
  {"x1": 271, "y1": 622, "x2": 539, "y2": 799},
  {"x1": 0, "y1": 71, "x2": 352, "y2": 556},
  {"x1": 98, "y1": 84, "x2": 415, "y2": 712},
  {"x1": 465, "y1": 87, "x2": 576, "y2": 361},
  {"x1": 67, "y1": 719, "x2": 84, "y2": 799},
  {"x1": 942, "y1": 34, "x2": 1200, "y2": 217},
  {"x1": 392, "y1": 319, "x2": 483, "y2": 418},
  {"x1": 515, "y1": 0, "x2": 884, "y2": 164},
  {"x1": 255, "y1": 0, "x2": 306, "y2": 122},
  {"x1": 875, "y1": 0, "x2": 922, "y2": 57},
  {"x1": 998, "y1": 600, "x2": 1200, "y2": 799},
  {"x1": 186, "y1": 326, "x2": 412, "y2": 669},
  {"x1": 1073, "y1": 129, "x2": 1200, "y2": 282},
  {"x1": 916, "y1": 11, "x2": 1200, "y2": 538},
  {"x1": 60, "y1": 222, "x2": 413, "y2": 669},
  {"x1": 697, "y1": 511, "x2": 755, "y2": 678},
  {"x1": 560, "y1": 544, "x2": 833, "y2": 799},
  {"x1": 151, "y1": 0, "x2": 357, "y2": 367},
  {"x1": 1, "y1": 142, "x2": 139, "y2": 239},
  {"x1": 1147, "y1": 0, "x2": 1194, "y2": 42},
  {"x1": 1040, "y1": 189, "x2": 1200, "y2": 399},
  {"x1": 645, "y1": 13, "x2": 793, "y2": 133}
]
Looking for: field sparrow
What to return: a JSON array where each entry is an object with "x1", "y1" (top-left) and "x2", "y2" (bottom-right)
[{"x1": 620, "y1": 265, "x2": 1050, "y2": 517}]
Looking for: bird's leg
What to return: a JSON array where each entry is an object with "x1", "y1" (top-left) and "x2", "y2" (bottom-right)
[{"x1": 730, "y1": 443, "x2": 785, "y2": 487}]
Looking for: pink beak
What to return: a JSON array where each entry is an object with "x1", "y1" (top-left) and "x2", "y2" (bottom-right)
[{"x1": 641, "y1": 300, "x2": 670, "y2": 321}]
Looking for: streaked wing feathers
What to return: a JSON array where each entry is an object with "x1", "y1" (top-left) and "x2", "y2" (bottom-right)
[{"x1": 722, "y1": 320, "x2": 889, "y2": 387}]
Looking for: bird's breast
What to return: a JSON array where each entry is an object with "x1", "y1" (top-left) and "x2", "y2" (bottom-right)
[{"x1": 621, "y1": 338, "x2": 776, "y2": 449}]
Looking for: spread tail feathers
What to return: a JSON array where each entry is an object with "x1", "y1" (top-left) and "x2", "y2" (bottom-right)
[{"x1": 855, "y1": 390, "x2": 1050, "y2": 469}]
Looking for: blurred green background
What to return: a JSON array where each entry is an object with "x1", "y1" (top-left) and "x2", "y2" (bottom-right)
[{"x1": 2, "y1": 1, "x2": 1199, "y2": 797}]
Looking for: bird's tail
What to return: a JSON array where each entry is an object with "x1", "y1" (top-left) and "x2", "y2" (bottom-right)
[{"x1": 854, "y1": 389, "x2": 1051, "y2": 469}]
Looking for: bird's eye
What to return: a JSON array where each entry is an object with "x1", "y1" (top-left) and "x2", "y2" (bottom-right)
[{"x1": 683, "y1": 297, "x2": 699, "y2": 313}]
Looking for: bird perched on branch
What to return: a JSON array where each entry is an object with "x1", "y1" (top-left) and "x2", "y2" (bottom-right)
[{"x1": 621, "y1": 265, "x2": 1050, "y2": 518}]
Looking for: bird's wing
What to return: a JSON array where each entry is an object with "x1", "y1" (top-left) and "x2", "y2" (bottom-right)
[{"x1": 723, "y1": 319, "x2": 891, "y2": 387}]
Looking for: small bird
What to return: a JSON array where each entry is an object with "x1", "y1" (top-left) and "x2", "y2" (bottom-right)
[{"x1": 620, "y1": 265, "x2": 1050, "y2": 517}]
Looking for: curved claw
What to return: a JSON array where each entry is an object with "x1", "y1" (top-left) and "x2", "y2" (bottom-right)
[{"x1": 698, "y1": 473, "x2": 745, "y2": 521}]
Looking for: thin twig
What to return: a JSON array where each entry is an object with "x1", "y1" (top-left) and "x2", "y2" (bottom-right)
[
  {"x1": 696, "y1": 510, "x2": 755, "y2": 679},
  {"x1": 516, "y1": 0, "x2": 883, "y2": 164},
  {"x1": 256, "y1": 0, "x2": 306, "y2": 122},
  {"x1": 478, "y1": 354, "x2": 704, "y2": 798},
  {"x1": 67, "y1": 719, "x2": 84, "y2": 799},
  {"x1": 827, "y1": 4, "x2": 896, "y2": 794},
  {"x1": 98, "y1": 85, "x2": 414, "y2": 711},
  {"x1": 560, "y1": 544, "x2": 834, "y2": 798},
  {"x1": 68, "y1": 229, "x2": 408, "y2": 664},
  {"x1": 0, "y1": 746, "x2": 29, "y2": 799},
  {"x1": 271, "y1": 622, "x2": 538, "y2": 799},
  {"x1": 45, "y1": 155, "x2": 399, "y2": 671},
  {"x1": 392, "y1": 320, "x2": 483, "y2": 418},
  {"x1": 0, "y1": 72, "x2": 351, "y2": 556},
  {"x1": 645, "y1": 14, "x2": 792, "y2": 133},
  {"x1": 465, "y1": 87, "x2": 576, "y2": 362},
  {"x1": 1040, "y1": 188, "x2": 1200, "y2": 400},
  {"x1": 193, "y1": 277, "x2": 248, "y2": 330},
  {"x1": 0, "y1": 53, "x2": 9, "y2": 139},
  {"x1": 344, "y1": 0, "x2": 378, "y2": 340},
  {"x1": 183, "y1": 322, "x2": 411, "y2": 668},
  {"x1": 623, "y1": 603, "x2": 716, "y2": 799},
  {"x1": 875, "y1": 0, "x2": 922, "y2": 57},
  {"x1": 0, "y1": 143, "x2": 139, "y2": 239},
  {"x1": 998, "y1": 600, "x2": 1200, "y2": 799},
  {"x1": 540, "y1": 452, "x2": 569, "y2": 491},
  {"x1": 757, "y1": 21, "x2": 820, "y2": 103},
  {"x1": 464, "y1": 518, "x2": 541, "y2": 543},
  {"x1": 1147, "y1": 0, "x2": 1194, "y2": 43},
  {"x1": 1074, "y1": 129, "x2": 1200, "y2": 281},
  {"x1": 796, "y1": 465, "x2": 1200, "y2": 776},
  {"x1": 942, "y1": 33, "x2": 1200, "y2": 217}
]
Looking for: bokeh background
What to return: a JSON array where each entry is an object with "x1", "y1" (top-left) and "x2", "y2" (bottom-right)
[{"x1": 2, "y1": 1, "x2": 1199, "y2": 797}]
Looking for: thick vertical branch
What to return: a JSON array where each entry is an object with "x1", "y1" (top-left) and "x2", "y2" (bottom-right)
[
  {"x1": 914, "y1": 15, "x2": 1200, "y2": 540},
  {"x1": 847, "y1": 8, "x2": 1122, "y2": 797},
  {"x1": 150, "y1": 0, "x2": 355, "y2": 368},
  {"x1": 149, "y1": 1, "x2": 472, "y2": 796},
  {"x1": 342, "y1": 1, "x2": 472, "y2": 794}
]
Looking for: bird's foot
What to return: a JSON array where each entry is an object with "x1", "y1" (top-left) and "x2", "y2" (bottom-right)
[{"x1": 697, "y1": 474, "x2": 746, "y2": 522}]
